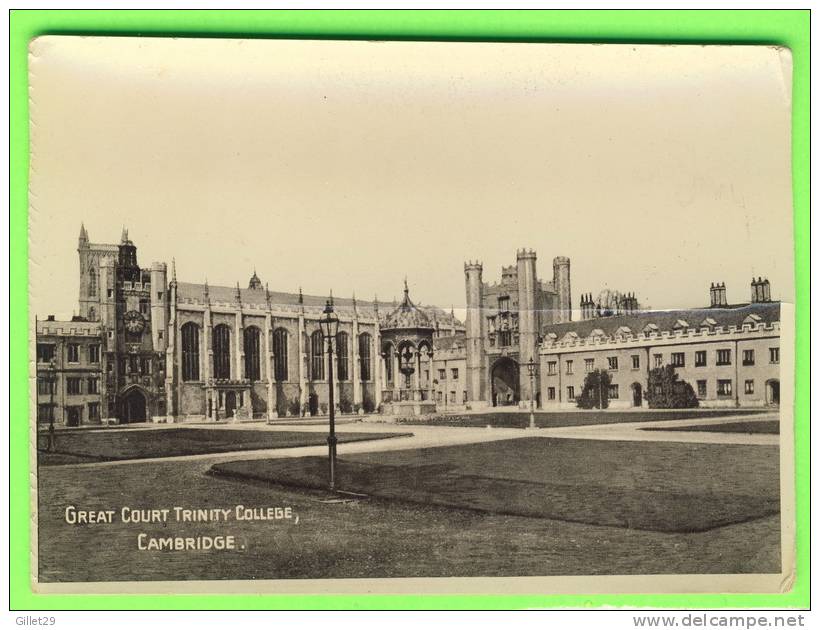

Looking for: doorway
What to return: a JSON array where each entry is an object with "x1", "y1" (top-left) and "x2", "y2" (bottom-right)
[
  {"x1": 120, "y1": 389, "x2": 147, "y2": 423},
  {"x1": 766, "y1": 380, "x2": 780, "y2": 406},
  {"x1": 66, "y1": 406, "x2": 81, "y2": 427},
  {"x1": 632, "y1": 382, "x2": 643, "y2": 407},
  {"x1": 225, "y1": 391, "x2": 237, "y2": 419}
]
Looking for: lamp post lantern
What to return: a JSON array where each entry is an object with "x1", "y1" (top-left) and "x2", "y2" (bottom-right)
[
  {"x1": 320, "y1": 298, "x2": 340, "y2": 491},
  {"x1": 47, "y1": 358, "x2": 57, "y2": 451},
  {"x1": 525, "y1": 357, "x2": 538, "y2": 430}
]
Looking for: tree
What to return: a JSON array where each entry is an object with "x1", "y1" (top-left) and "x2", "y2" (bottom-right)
[
  {"x1": 645, "y1": 365, "x2": 699, "y2": 408},
  {"x1": 577, "y1": 369, "x2": 612, "y2": 409}
]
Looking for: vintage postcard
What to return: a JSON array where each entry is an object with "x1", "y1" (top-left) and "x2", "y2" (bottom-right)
[{"x1": 28, "y1": 37, "x2": 795, "y2": 594}]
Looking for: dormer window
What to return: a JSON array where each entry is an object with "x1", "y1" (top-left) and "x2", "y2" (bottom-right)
[
  {"x1": 673, "y1": 319, "x2": 689, "y2": 330},
  {"x1": 700, "y1": 317, "x2": 718, "y2": 330},
  {"x1": 643, "y1": 323, "x2": 659, "y2": 337},
  {"x1": 743, "y1": 313, "x2": 762, "y2": 326}
]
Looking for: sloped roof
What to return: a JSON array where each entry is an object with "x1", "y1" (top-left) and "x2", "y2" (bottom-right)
[
  {"x1": 541, "y1": 301, "x2": 780, "y2": 339},
  {"x1": 175, "y1": 281, "x2": 464, "y2": 327},
  {"x1": 433, "y1": 334, "x2": 466, "y2": 352},
  {"x1": 382, "y1": 282, "x2": 434, "y2": 331}
]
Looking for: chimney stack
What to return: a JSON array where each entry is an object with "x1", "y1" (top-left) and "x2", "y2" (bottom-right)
[
  {"x1": 710, "y1": 282, "x2": 728, "y2": 308},
  {"x1": 751, "y1": 277, "x2": 772, "y2": 303}
]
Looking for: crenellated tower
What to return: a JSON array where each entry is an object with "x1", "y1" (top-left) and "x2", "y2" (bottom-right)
[
  {"x1": 464, "y1": 260, "x2": 486, "y2": 404},
  {"x1": 150, "y1": 262, "x2": 168, "y2": 352},
  {"x1": 553, "y1": 256, "x2": 572, "y2": 324},
  {"x1": 516, "y1": 249, "x2": 538, "y2": 401}
]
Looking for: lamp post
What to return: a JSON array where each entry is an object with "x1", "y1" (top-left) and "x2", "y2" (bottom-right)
[
  {"x1": 47, "y1": 358, "x2": 56, "y2": 452},
  {"x1": 524, "y1": 357, "x2": 537, "y2": 430},
  {"x1": 320, "y1": 298, "x2": 340, "y2": 491}
]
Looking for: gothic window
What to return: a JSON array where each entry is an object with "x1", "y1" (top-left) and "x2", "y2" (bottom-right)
[
  {"x1": 310, "y1": 330, "x2": 324, "y2": 381},
  {"x1": 272, "y1": 328, "x2": 288, "y2": 382},
  {"x1": 88, "y1": 266, "x2": 97, "y2": 297},
  {"x1": 358, "y1": 333, "x2": 372, "y2": 381},
  {"x1": 213, "y1": 324, "x2": 231, "y2": 380},
  {"x1": 181, "y1": 322, "x2": 200, "y2": 381},
  {"x1": 244, "y1": 326, "x2": 261, "y2": 382},
  {"x1": 336, "y1": 331, "x2": 349, "y2": 381}
]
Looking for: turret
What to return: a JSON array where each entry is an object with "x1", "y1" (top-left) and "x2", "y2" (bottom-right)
[
  {"x1": 150, "y1": 262, "x2": 168, "y2": 351},
  {"x1": 117, "y1": 227, "x2": 139, "y2": 282},
  {"x1": 77, "y1": 223, "x2": 93, "y2": 318},
  {"x1": 464, "y1": 260, "x2": 486, "y2": 404},
  {"x1": 552, "y1": 256, "x2": 571, "y2": 324},
  {"x1": 78, "y1": 223, "x2": 88, "y2": 247},
  {"x1": 516, "y1": 249, "x2": 538, "y2": 403},
  {"x1": 98, "y1": 257, "x2": 116, "y2": 329},
  {"x1": 248, "y1": 269, "x2": 262, "y2": 290}
]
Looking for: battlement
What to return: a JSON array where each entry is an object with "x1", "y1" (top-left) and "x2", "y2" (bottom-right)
[
  {"x1": 464, "y1": 261, "x2": 483, "y2": 272},
  {"x1": 541, "y1": 320, "x2": 781, "y2": 353},
  {"x1": 516, "y1": 248, "x2": 537, "y2": 260},
  {"x1": 553, "y1": 256, "x2": 570, "y2": 266},
  {"x1": 37, "y1": 319, "x2": 102, "y2": 337}
]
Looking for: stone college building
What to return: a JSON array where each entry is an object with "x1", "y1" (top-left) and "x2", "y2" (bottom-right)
[{"x1": 34, "y1": 227, "x2": 782, "y2": 426}]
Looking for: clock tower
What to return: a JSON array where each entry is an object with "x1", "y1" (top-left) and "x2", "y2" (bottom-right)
[{"x1": 102, "y1": 228, "x2": 168, "y2": 423}]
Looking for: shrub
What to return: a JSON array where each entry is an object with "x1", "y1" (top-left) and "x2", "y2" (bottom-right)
[
  {"x1": 645, "y1": 365, "x2": 700, "y2": 409},
  {"x1": 339, "y1": 397, "x2": 353, "y2": 414},
  {"x1": 576, "y1": 369, "x2": 612, "y2": 409},
  {"x1": 320, "y1": 402, "x2": 329, "y2": 415},
  {"x1": 287, "y1": 398, "x2": 301, "y2": 417},
  {"x1": 362, "y1": 398, "x2": 375, "y2": 413}
]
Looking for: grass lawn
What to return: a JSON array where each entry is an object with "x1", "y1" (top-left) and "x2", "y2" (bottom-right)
[
  {"x1": 37, "y1": 455, "x2": 781, "y2": 582},
  {"x1": 212, "y1": 437, "x2": 779, "y2": 534},
  {"x1": 641, "y1": 421, "x2": 779, "y2": 435},
  {"x1": 398, "y1": 408, "x2": 767, "y2": 429},
  {"x1": 37, "y1": 428, "x2": 409, "y2": 465}
]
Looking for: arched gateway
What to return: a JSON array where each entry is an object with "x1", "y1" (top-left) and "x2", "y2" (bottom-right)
[
  {"x1": 119, "y1": 387, "x2": 148, "y2": 423},
  {"x1": 491, "y1": 357, "x2": 519, "y2": 407}
]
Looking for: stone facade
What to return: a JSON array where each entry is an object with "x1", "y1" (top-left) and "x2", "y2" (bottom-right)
[
  {"x1": 463, "y1": 249, "x2": 572, "y2": 408},
  {"x1": 35, "y1": 318, "x2": 105, "y2": 427},
  {"x1": 37, "y1": 227, "x2": 466, "y2": 425},
  {"x1": 538, "y1": 301, "x2": 781, "y2": 409},
  {"x1": 35, "y1": 228, "x2": 781, "y2": 425}
]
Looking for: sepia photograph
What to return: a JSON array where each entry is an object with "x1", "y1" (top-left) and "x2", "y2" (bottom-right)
[{"x1": 27, "y1": 36, "x2": 795, "y2": 594}]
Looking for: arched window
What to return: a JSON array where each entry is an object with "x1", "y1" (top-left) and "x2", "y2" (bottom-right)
[
  {"x1": 336, "y1": 331, "x2": 349, "y2": 381},
  {"x1": 181, "y1": 322, "x2": 200, "y2": 381},
  {"x1": 310, "y1": 330, "x2": 324, "y2": 381},
  {"x1": 213, "y1": 324, "x2": 231, "y2": 380},
  {"x1": 272, "y1": 328, "x2": 288, "y2": 382},
  {"x1": 88, "y1": 267, "x2": 97, "y2": 297},
  {"x1": 384, "y1": 344, "x2": 394, "y2": 383},
  {"x1": 359, "y1": 333, "x2": 372, "y2": 381},
  {"x1": 243, "y1": 326, "x2": 261, "y2": 382}
]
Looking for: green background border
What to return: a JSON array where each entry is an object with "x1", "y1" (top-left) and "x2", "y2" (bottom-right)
[{"x1": 9, "y1": 9, "x2": 810, "y2": 610}]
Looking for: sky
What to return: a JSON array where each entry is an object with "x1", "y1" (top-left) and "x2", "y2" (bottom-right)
[{"x1": 28, "y1": 37, "x2": 794, "y2": 320}]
